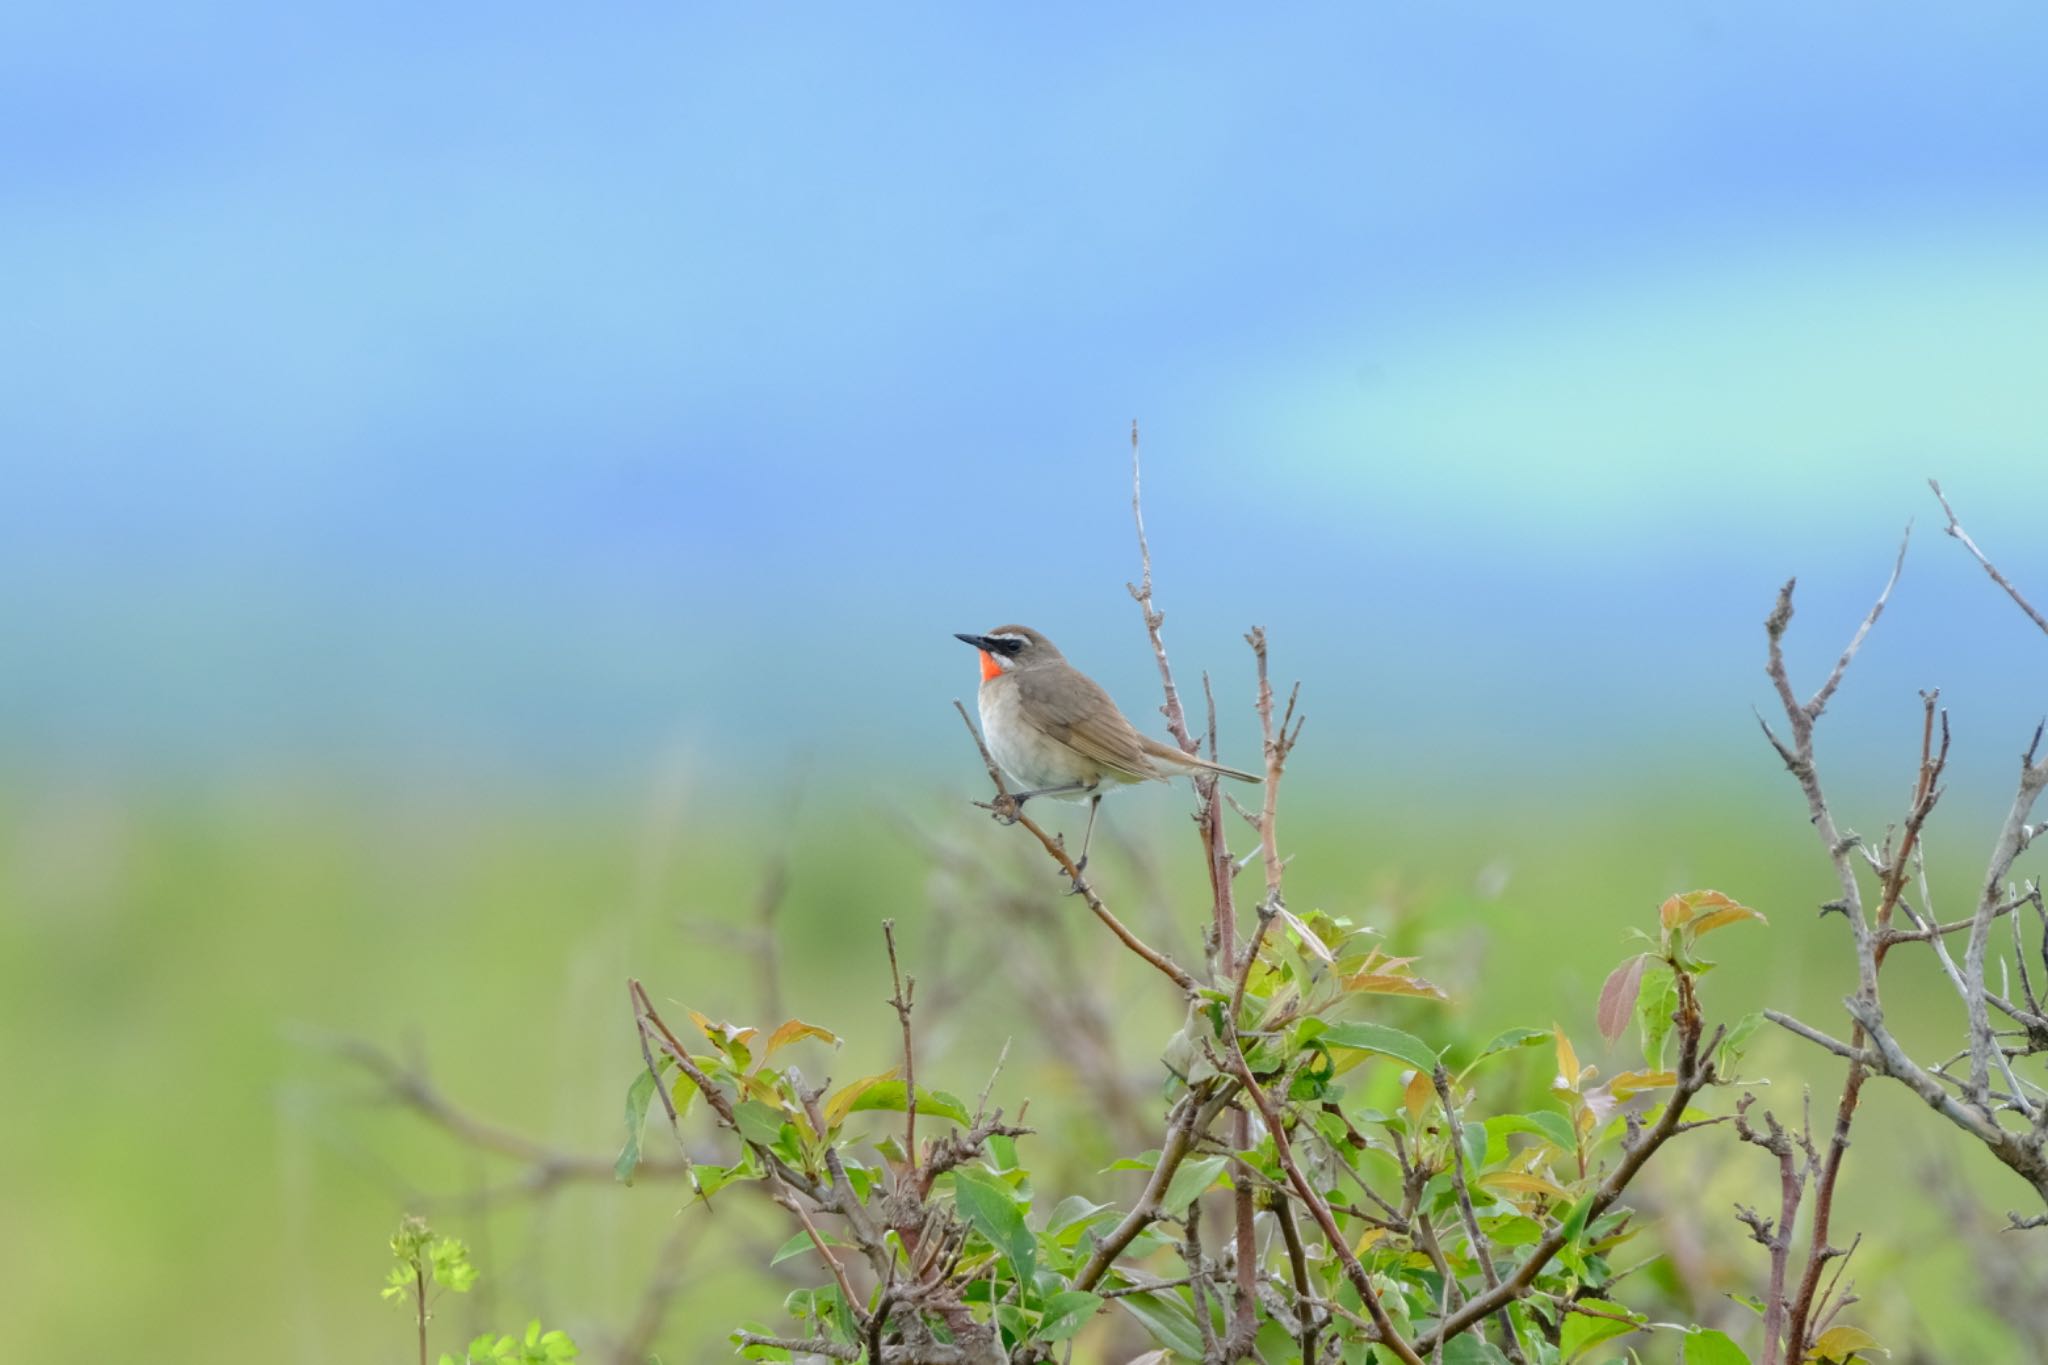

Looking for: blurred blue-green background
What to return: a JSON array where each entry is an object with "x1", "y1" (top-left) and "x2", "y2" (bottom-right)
[{"x1": 7, "y1": 4, "x2": 2048, "y2": 1361}]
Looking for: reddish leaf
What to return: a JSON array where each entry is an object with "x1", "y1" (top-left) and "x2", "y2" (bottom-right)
[
  {"x1": 1659, "y1": 889, "x2": 1755, "y2": 933},
  {"x1": 1692, "y1": 902, "x2": 1768, "y2": 937},
  {"x1": 1596, "y1": 954, "x2": 1649, "y2": 1044}
]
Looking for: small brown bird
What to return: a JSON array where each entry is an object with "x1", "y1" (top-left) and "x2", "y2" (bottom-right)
[{"x1": 955, "y1": 624, "x2": 1259, "y2": 873}]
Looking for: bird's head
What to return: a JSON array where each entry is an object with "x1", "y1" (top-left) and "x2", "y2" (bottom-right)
[{"x1": 953, "y1": 625, "x2": 1060, "y2": 681}]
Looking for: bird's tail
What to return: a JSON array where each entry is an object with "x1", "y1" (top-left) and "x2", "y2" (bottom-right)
[{"x1": 1140, "y1": 735, "x2": 1261, "y2": 783}]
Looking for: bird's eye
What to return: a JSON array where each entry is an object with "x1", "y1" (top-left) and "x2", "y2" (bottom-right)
[{"x1": 995, "y1": 637, "x2": 1025, "y2": 655}]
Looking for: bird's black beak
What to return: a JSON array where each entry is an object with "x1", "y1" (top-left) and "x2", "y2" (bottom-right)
[{"x1": 954, "y1": 632, "x2": 996, "y2": 652}]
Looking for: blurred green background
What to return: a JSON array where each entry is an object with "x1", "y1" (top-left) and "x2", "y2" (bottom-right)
[{"x1": 8, "y1": 3, "x2": 2048, "y2": 1361}]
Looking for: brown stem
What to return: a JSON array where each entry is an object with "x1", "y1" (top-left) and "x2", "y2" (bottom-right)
[
  {"x1": 884, "y1": 919, "x2": 919, "y2": 1186},
  {"x1": 1071, "y1": 1086, "x2": 1237, "y2": 1294},
  {"x1": 1273, "y1": 1198, "x2": 1320, "y2": 1365},
  {"x1": 1434, "y1": 1066, "x2": 1525, "y2": 1364},
  {"x1": 1219, "y1": 1031, "x2": 1423, "y2": 1364}
]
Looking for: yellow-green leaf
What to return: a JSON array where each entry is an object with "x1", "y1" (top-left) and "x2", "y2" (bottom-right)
[
  {"x1": 822, "y1": 1069, "x2": 900, "y2": 1127},
  {"x1": 1554, "y1": 1025, "x2": 1582, "y2": 1092},
  {"x1": 1341, "y1": 971, "x2": 1448, "y2": 1000},
  {"x1": 1808, "y1": 1325, "x2": 1882, "y2": 1363},
  {"x1": 1477, "y1": 1171, "x2": 1570, "y2": 1202},
  {"x1": 1560, "y1": 1299, "x2": 1642, "y2": 1361},
  {"x1": 1605, "y1": 1068, "x2": 1677, "y2": 1098},
  {"x1": 1693, "y1": 902, "x2": 1768, "y2": 937},
  {"x1": 763, "y1": 1019, "x2": 841, "y2": 1058},
  {"x1": 1319, "y1": 1022, "x2": 1439, "y2": 1071}
]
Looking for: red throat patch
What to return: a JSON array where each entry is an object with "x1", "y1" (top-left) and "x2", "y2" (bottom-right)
[{"x1": 978, "y1": 650, "x2": 1002, "y2": 682}]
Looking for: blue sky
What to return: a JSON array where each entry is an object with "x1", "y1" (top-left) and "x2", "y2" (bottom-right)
[{"x1": 7, "y1": 3, "x2": 2048, "y2": 794}]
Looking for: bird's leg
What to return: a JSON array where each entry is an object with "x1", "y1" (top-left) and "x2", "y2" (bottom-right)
[
  {"x1": 1006, "y1": 780, "x2": 1092, "y2": 806},
  {"x1": 1068, "y1": 793, "x2": 1103, "y2": 890}
]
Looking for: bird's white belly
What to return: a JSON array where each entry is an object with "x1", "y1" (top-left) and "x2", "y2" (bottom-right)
[{"x1": 979, "y1": 682, "x2": 1094, "y2": 797}]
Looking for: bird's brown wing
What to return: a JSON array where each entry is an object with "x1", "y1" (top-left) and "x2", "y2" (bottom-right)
[{"x1": 1013, "y1": 667, "x2": 1167, "y2": 783}]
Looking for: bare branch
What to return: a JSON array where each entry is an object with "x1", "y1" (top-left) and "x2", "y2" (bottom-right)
[
  {"x1": 1806, "y1": 527, "x2": 1911, "y2": 721},
  {"x1": 1966, "y1": 752, "x2": 2048, "y2": 1105},
  {"x1": 1930, "y1": 478, "x2": 2048, "y2": 637}
]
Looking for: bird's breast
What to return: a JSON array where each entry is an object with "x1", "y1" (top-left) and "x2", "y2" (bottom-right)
[{"x1": 978, "y1": 677, "x2": 1096, "y2": 793}]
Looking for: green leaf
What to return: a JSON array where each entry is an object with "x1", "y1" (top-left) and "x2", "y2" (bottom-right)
[
  {"x1": 1560, "y1": 1299, "x2": 1641, "y2": 1360},
  {"x1": 835, "y1": 1079, "x2": 971, "y2": 1125},
  {"x1": 429, "y1": 1237, "x2": 477, "y2": 1293},
  {"x1": 1683, "y1": 1328, "x2": 1750, "y2": 1365},
  {"x1": 1103, "y1": 1150, "x2": 1162, "y2": 1173},
  {"x1": 732, "y1": 1322, "x2": 791, "y2": 1362},
  {"x1": 1046, "y1": 1195, "x2": 1115, "y2": 1239},
  {"x1": 1457, "y1": 1117, "x2": 1487, "y2": 1174},
  {"x1": 1319, "y1": 1021, "x2": 1440, "y2": 1071},
  {"x1": 768, "y1": 1230, "x2": 847, "y2": 1267},
  {"x1": 615, "y1": 1064, "x2": 662, "y2": 1185},
  {"x1": 1717, "y1": 1012, "x2": 1765, "y2": 1076},
  {"x1": 1464, "y1": 1026, "x2": 1551, "y2": 1073},
  {"x1": 1119, "y1": 1290, "x2": 1206, "y2": 1359},
  {"x1": 1637, "y1": 967, "x2": 1679, "y2": 1069},
  {"x1": 733, "y1": 1100, "x2": 788, "y2": 1148},
  {"x1": 1161, "y1": 1154, "x2": 1232, "y2": 1214},
  {"x1": 1442, "y1": 1336, "x2": 1512, "y2": 1364},
  {"x1": 1037, "y1": 1289, "x2": 1103, "y2": 1342},
  {"x1": 695, "y1": 1157, "x2": 758, "y2": 1199},
  {"x1": 1481, "y1": 1213, "x2": 1543, "y2": 1246},
  {"x1": 987, "y1": 1133, "x2": 1020, "y2": 1171},
  {"x1": 951, "y1": 1168, "x2": 1035, "y2": 1285},
  {"x1": 1491, "y1": 1110, "x2": 1578, "y2": 1156},
  {"x1": 1557, "y1": 1191, "x2": 1595, "y2": 1248},
  {"x1": 670, "y1": 1067, "x2": 699, "y2": 1122}
]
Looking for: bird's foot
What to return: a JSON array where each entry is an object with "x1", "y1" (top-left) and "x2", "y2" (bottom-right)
[
  {"x1": 1064, "y1": 854, "x2": 1089, "y2": 896},
  {"x1": 984, "y1": 793, "x2": 1024, "y2": 825}
]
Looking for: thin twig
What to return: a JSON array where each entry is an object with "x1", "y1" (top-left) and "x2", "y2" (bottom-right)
[
  {"x1": 1434, "y1": 1066, "x2": 1525, "y2": 1364},
  {"x1": 884, "y1": 919, "x2": 920, "y2": 1185},
  {"x1": 1930, "y1": 479, "x2": 2048, "y2": 637}
]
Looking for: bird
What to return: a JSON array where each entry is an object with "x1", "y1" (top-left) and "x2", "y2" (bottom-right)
[{"x1": 954, "y1": 624, "x2": 1260, "y2": 876}]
